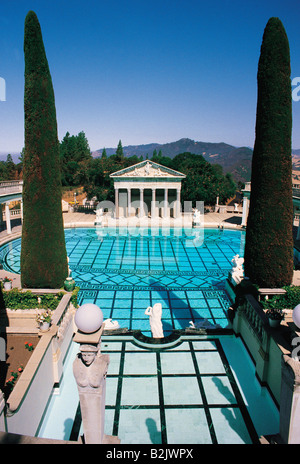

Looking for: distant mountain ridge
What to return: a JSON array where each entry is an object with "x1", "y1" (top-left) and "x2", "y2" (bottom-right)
[
  {"x1": 93, "y1": 138, "x2": 300, "y2": 184},
  {"x1": 93, "y1": 138, "x2": 254, "y2": 183}
]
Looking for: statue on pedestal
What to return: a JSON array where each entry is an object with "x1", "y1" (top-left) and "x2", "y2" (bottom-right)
[
  {"x1": 94, "y1": 206, "x2": 103, "y2": 225},
  {"x1": 230, "y1": 254, "x2": 244, "y2": 285},
  {"x1": 73, "y1": 343, "x2": 109, "y2": 444},
  {"x1": 145, "y1": 303, "x2": 164, "y2": 338},
  {"x1": 192, "y1": 208, "x2": 201, "y2": 226}
]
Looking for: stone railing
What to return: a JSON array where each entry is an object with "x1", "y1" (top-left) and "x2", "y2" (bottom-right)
[
  {"x1": 292, "y1": 187, "x2": 300, "y2": 199},
  {"x1": 0, "y1": 181, "x2": 23, "y2": 196},
  {"x1": 233, "y1": 293, "x2": 286, "y2": 404},
  {"x1": 242, "y1": 294, "x2": 268, "y2": 343}
]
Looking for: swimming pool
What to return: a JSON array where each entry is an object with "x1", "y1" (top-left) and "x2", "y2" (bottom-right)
[
  {"x1": 0, "y1": 227, "x2": 245, "y2": 335},
  {"x1": 0, "y1": 227, "x2": 280, "y2": 443},
  {"x1": 37, "y1": 333, "x2": 279, "y2": 444}
]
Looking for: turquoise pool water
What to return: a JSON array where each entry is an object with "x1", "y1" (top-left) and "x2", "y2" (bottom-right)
[
  {"x1": 37, "y1": 333, "x2": 279, "y2": 444},
  {"x1": 0, "y1": 227, "x2": 280, "y2": 444},
  {"x1": 0, "y1": 227, "x2": 245, "y2": 335}
]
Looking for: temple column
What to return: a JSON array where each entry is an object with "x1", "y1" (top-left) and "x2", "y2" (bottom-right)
[
  {"x1": 241, "y1": 196, "x2": 249, "y2": 227},
  {"x1": 176, "y1": 188, "x2": 181, "y2": 218},
  {"x1": 115, "y1": 187, "x2": 119, "y2": 219},
  {"x1": 164, "y1": 188, "x2": 168, "y2": 218},
  {"x1": 139, "y1": 188, "x2": 144, "y2": 218},
  {"x1": 151, "y1": 188, "x2": 156, "y2": 218},
  {"x1": 20, "y1": 200, "x2": 23, "y2": 223},
  {"x1": 127, "y1": 188, "x2": 131, "y2": 218},
  {"x1": 5, "y1": 202, "x2": 11, "y2": 234}
]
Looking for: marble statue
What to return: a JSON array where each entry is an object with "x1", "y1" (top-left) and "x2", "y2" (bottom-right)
[
  {"x1": 145, "y1": 303, "x2": 164, "y2": 338},
  {"x1": 231, "y1": 254, "x2": 244, "y2": 270},
  {"x1": 144, "y1": 161, "x2": 150, "y2": 176},
  {"x1": 94, "y1": 206, "x2": 104, "y2": 226},
  {"x1": 73, "y1": 344, "x2": 110, "y2": 444},
  {"x1": 189, "y1": 319, "x2": 221, "y2": 330},
  {"x1": 230, "y1": 254, "x2": 244, "y2": 284},
  {"x1": 103, "y1": 318, "x2": 120, "y2": 330},
  {"x1": 192, "y1": 208, "x2": 201, "y2": 226}
]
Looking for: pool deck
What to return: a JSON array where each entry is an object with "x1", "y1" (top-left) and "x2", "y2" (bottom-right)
[
  {"x1": 0, "y1": 209, "x2": 244, "y2": 242},
  {"x1": 61, "y1": 210, "x2": 244, "y2": 229}
]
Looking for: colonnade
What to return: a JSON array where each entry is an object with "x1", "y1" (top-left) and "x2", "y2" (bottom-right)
[
  {"x1": 114, "y1": 186, "x2": 181, "y2": 219},
  {"x1": 1, "y1": 200, "x2": 23, "y2": 234}
]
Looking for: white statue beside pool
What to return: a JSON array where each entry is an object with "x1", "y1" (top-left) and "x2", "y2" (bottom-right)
[
  {"x1": 103, "y1": 318, "x2": 120, "y2": 330},
  {"x1": 145, "y1": 303, "x2": 164, "y2": 338},
  {"x1": 94, "y1": 205, "x2": 104, "y2": 226},
  {"x1": 230, "y1": 254, "x2": 244, "y2": 285},
  {"x1": 192, "y1": 208, "x2": 202, "y2": 226}
]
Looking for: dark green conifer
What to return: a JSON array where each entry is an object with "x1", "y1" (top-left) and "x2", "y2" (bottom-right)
[
  {"x1": 244, "y1": 17, "x2": 293, "y2": 287},
  {"x1": 21, "y1": 11, "x2": 68, "y2": 288}
]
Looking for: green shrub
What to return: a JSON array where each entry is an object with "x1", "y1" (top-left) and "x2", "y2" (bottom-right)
[
  {"x1": 262, "y1": 286, "x2": 300, "y2": 310},
  {"x1": 3, "y1": 287, "x2": 79, "y2": 310}
]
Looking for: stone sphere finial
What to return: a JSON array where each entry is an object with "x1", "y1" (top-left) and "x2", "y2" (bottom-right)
[
  {"x1": 293, "y1": 304, "x2": 300, "y2": 329},
  {"x1": 75, "y1": 303, "x2": 103, "y2": 334}
]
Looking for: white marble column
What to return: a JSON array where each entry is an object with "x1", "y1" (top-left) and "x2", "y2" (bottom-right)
[
  {"x1": 115, "y1": 188, "x2": 119, "y2": 219},
  {"x1": 176, "y1": 188, "x2": 181, "y2": 218},
  {"x1": 139, "y1": 188, "x2": 144, "y2": 218},
  {"x1": 20, "y1": 200, "x2": 23, "y2": 223},
  {"x1": 241, "y1": 197, "x2": 249, "y2": 227},
  {"x1": 151, "y1": 188, "x2": 156, "y2": 218},
  {"x1": 127, "y1": 188, "x2": 131, "y2": 218},
  {"x1": 5, "y1": 202, "x2": 11, "y2": 234},
  {"x1": 164, "y1": 188, "x2": 168, "y2": 218}
]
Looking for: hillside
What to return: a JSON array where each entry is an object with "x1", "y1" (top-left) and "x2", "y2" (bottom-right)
[{"x1": 93, "y1": 138, "x2": 253, "y2": 183}]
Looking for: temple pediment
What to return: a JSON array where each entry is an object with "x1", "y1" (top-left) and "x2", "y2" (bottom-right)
[{"x1": 110, "y1": 160, "x2": 186, "y2": 179}]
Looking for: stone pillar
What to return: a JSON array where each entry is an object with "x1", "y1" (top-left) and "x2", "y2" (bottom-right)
[
  {"x1": 280, "y1": 355, "x2": 300, "y2": 444},
  {"x1": 241, "y1": 197, "x2": 249, "y2": 227},
  {"x1": 164, "y1": 188, "x2": 168, "y2": 218},
  {"x1": 139, "y1": 188, "x2": 144, "y2": 218},
  {"x1": 5, "y1": 202, "x2": 11, "y2": 234},
  {"x1": 176, "y1": 188, "x2": 181, "y2": 218},
  {"x1": 115, "y1": 187, "x2": 119, "y2": 219},
  {"x1": 20, "y1": 200, "x2": 23, "y2": 223},
  {"x1": 127, "y1": 188, "x2": 131, "y2": 218},
  {"x1": 151, "y1": 188, "x2": 156, "y2": 218}
]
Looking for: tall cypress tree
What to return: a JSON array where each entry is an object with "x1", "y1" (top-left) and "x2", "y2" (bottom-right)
[
  {"x1": 21, "y1": 11, "x2": 68, "y2": 288},
  {"x1": 244, "y1": 17, "x2": 293, "y2": 287}
]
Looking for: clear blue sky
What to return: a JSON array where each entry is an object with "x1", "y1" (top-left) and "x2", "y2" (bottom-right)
[{"x1": 1, "y1": 0, "x2": 300, "y2": 156}]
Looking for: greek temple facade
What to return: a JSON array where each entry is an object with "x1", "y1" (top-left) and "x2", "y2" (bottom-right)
[{"x1": 110, "y1": 160, "x2": 186, "y2": 219}]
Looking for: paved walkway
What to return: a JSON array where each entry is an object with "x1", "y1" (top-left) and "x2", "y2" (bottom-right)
[
  {"x1": 62, "y1": 210, "x2": 243, "y2": 229},
  {"x1": 0, "y1": 210, "x2": 244, "y2": 243}
]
